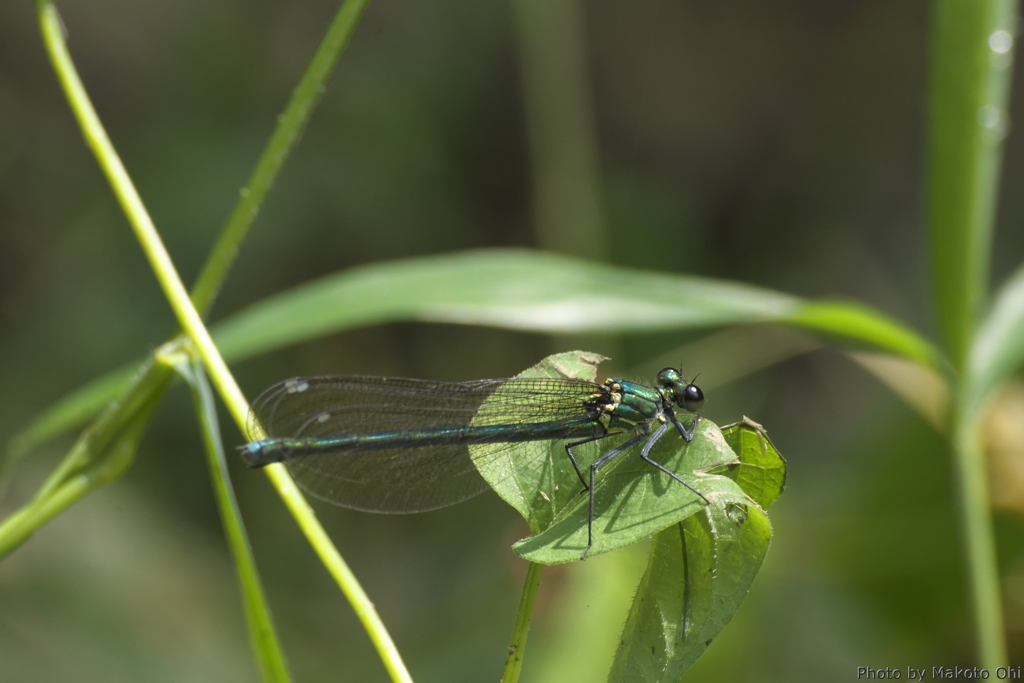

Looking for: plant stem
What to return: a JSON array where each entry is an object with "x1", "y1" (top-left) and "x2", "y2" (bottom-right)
[
  {"x1": 927, "y1": 0, "x2": 1016, "y2": 666},
  {"x1": 36, "y1": 0, "x2": 245, "y2": 430},
  {"x1": 12, "y1": 0, "x2": 371, "y2": 462},
  {"x1": 952, "y1": 414, "x2": 1006, "y2": 666},
  {"x1": 171, "y1": 350, "x2": 291, "y2": 683},
  {"x1": 928, "y1": 0, "x2": 1016, "y2": 368},
  {"x1": 501, "y1": 562, "x2": 544, "y2": 683},
  {"x1": 35, "y1": 3, "x2": 412, "y2": 681}
]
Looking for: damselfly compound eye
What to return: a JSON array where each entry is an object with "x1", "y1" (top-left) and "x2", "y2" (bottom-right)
[{"x1": 680, "y1": 383, "x2": 704, "y2": 413}]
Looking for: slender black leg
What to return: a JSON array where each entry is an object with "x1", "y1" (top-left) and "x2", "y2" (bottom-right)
[
  {"x1": 581, "y1": 432, "x2": 647, "y2": 560},
  {"x1": 564, "y1": 432, "x2": 610, "y2": 491},
  {"x1": 667, "y1": 407, "x2": 700, "y2": 442},
  {"x1": 639, "y1": 422, "x2": 710, "y2": 505}
]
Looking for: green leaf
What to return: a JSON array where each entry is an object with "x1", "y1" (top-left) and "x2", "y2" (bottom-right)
[
  {"x1": 473, "y1": 350, "x2": 608, "y2": 535},
  {"x1": 470, "y1": 351, "x2": 743, "y2": 564},
  {"x1": 13, "y1": 249, "x2": 943, "y2": 457},
  {"x1": 210, "y1": 251, "x2": 939, "y2": 366},
  {"x1": 209, "y1": 250, "x2": 799, "y2": 361},
  {"x1": 511, "y1": 419, "x2": 743, "y2": 564},
  {"x1": 927, "y1": 0, "x2": 1016, "y2": 371},
  {"x1": 608, "y1": 500, "x2": 772, "y2": 682},
  {"x1": 791, "y1": 300, "x2": 945, "y2": 371},
  {"x1": 718, "y1": 417, "x2": 786, "y2": 509}
]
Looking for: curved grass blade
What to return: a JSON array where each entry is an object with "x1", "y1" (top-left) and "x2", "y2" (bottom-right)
[
  {"x1": 211, "y1": 251, "x2": 941, "y2": 367},
  {"x1": 13, "y1": 250, "x2": 944, "y2": 459}
]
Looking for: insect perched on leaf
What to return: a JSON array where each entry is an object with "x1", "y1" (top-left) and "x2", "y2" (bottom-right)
[{"x1": 241, "y1": 367, "x2": 708, "y2": 559}]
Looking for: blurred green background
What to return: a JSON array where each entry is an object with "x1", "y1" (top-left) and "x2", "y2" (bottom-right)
[{"x1": 1, "y1": 0, "x2": 1023, "y2": 681}]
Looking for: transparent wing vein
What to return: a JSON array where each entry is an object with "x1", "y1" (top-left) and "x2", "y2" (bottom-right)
[{"x1": 247, "y1": 375, "x2": 603, "y2": 512}]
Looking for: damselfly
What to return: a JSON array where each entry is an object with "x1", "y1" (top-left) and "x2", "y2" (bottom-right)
[{"x1": 241, "y1": 367, "x2": 708, "y2": 559}]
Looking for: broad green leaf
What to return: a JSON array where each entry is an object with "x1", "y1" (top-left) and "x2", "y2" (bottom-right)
[
  {"x1": 13, "y1": 249, "x2": 942, "y2": 458},
  {"x1": 608, "y1": 500, "x2": 772, "y2": 682},
  {"x1": 472, "y1": 350, "x2": 608, "y2": 534},
  {"x1": 210, "y1": 251, "x2": 939, "y2": 367},
  {"x1": 606, "y1": 408, "x2": 784, "y2": 681},
  {"x1": 511, "y1": 420, "x2": 742, "y2": 564},
  {"x1": 718, "y1": 417, "x2": 786, "y2": 508},
  {"x1": 210, "y1": 250, "x2": 797, "y2": 361},
  {"x1": 471, "y1": 351, "x2": 743, "y2": 564}
]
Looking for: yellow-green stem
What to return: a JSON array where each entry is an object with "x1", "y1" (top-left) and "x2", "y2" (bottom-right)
[
  {"x1": 171, "y1": 350, "x2": 291, "y2": 682},
  {"x1": 927, "y1": 0, "x2": 1015, "y2": 665},
  {"x1": 36, "y1": 3, "x2": 412, "y2": 681},
  {"x1": 953, "y1": 412, "x2": 1007, "y2": 666},
  {"x1": 501, "y1": 562, "x2": 544, "y2": 683}
]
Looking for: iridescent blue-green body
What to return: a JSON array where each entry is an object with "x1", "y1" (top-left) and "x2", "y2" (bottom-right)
[{"x1": 242, "y1": 367, "x2": 707, "y2": 559}]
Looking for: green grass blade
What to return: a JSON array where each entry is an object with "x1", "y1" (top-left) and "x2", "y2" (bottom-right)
[
  {"x1": 927, "y1": 0, "x2": 1016, "y2": 370},
  {"x1": 13, "y1": 250, "x2": 945, "y2": 456},
  {"x1": 13, "y1": 0, "x2": 376, "y2": 460},
  {"x1": 928, "y1": 0, "x2": 1016, "y2": 666},
  {"x1": 32, "y1": 6, "x2": 413, "y2": 680},
  {"x1": 951, "y1": 220, "x2": 1023, "y2": 675},
  {"x1": 212, "y1": 250, "x2": 941, "y2": 366},
  {"x1": 209, "y1": 250, "x2": 798, "y2": 360},
  {"x1": 791, "y1": 300, "x2": 946, "y2": 371},
  {"x1": 165, "y1": 350, "x2": 292, "y2": 683},
  {"x1": 9, "y1": 0, "x2": 374, "y2": 463}
]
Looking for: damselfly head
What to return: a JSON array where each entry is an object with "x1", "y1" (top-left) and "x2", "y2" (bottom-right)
[{"x1": 656, "y1": 367, "x2": 704, "y2": 413}]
